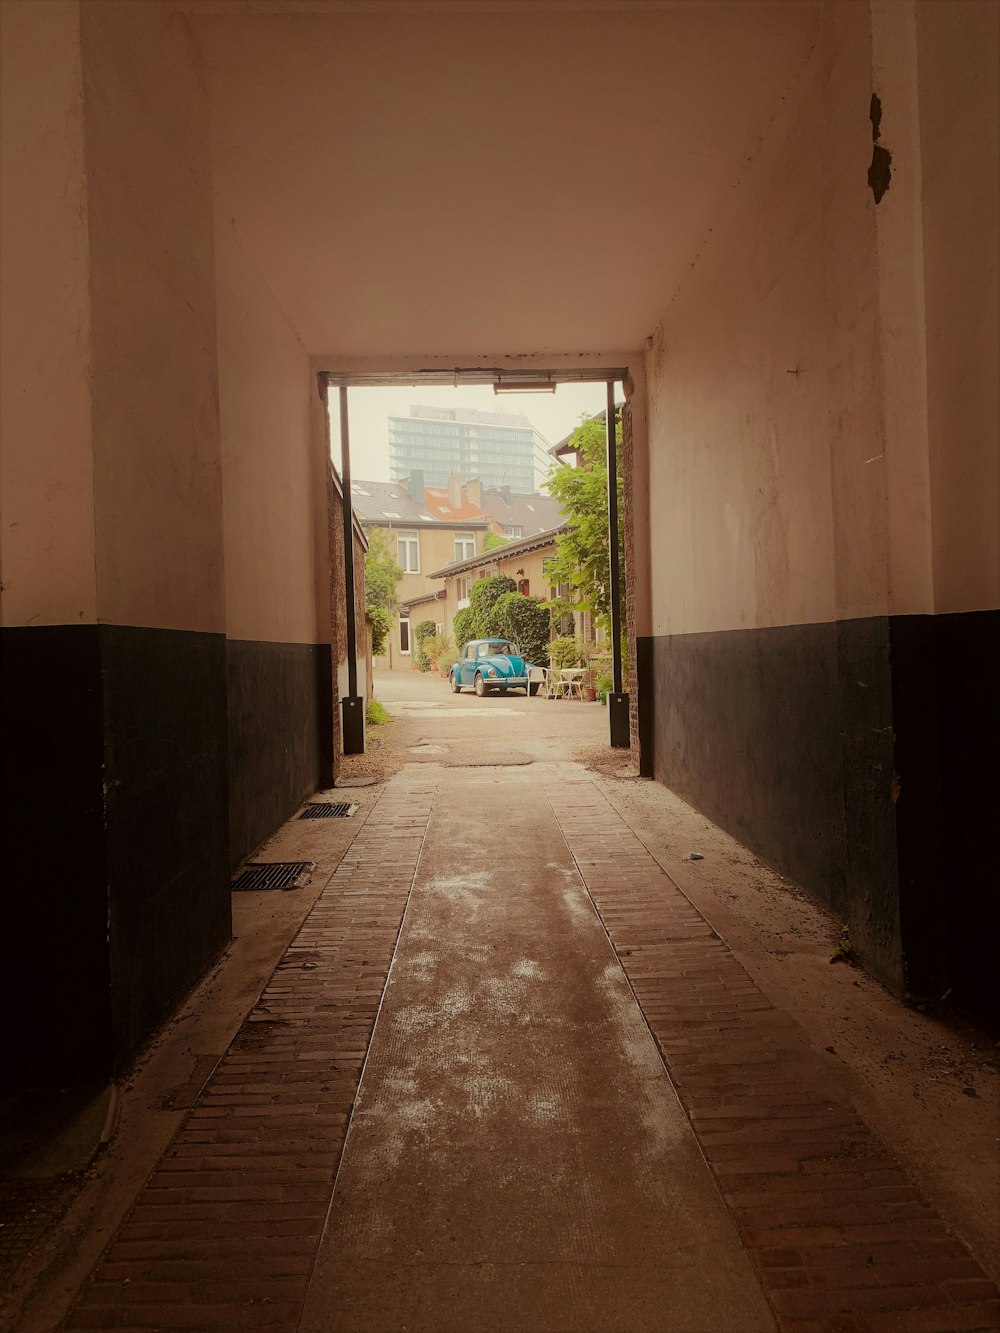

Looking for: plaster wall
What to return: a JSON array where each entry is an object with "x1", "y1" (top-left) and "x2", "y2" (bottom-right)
[
  {"x1": 2, "y1": 0, "x2": 233, "y2": 1082},
  {"x1": 192, "y1": 5, "x2": 821, "y2": 357},
  {"x1": 0, "y1": 0, "x2": 96, "y2": 627},
  {"x1": 641, "y1": 3, "x2": 899, "y2": 983},
  {"x1": 385, "y1": 524, "x2": 484, "y2": 606},
  {"x1": 214, "y1": 207, "x2": 339, "y2": 863},
  {"x1": 647, "y1": 4, "x2": 875, "y2": 640},
  {"x1": 917, "y1": 0, "x2": 1000, "y2": 615},
  {"x1": 81, "y1": 0, "x2": 224, "y2": 633},
  {"x1": 640, "y1": 1, "x2": 997, "y2": 1018},
  {"x1": 215, "y1": 217, "x2": 327, "y2": 644}
]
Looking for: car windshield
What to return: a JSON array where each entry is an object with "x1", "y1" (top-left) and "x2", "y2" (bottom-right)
[{"x1": 482, "y1": 641, "x2": 515, "y2": 656}]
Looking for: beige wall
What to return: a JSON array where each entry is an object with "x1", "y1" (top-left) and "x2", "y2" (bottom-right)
[
  {"x1": 215, "y1": 216, "x2": 327, "y2": 644},
  {"x1": 2, "y1": 0, "x2": 224, "y2": 634},
  {"x1": 82, "y1": 0, "x2": 224, "y2": 633},
  {"x1": 0, "y1": 0, "x2": 96, "y2": 627},
  {"x1": 391, "y1": 524, "x2": 483, "y2": 605},
  {"x1": 917, "y1": 0, "x2": 1000, "y2": 614},
  {"x1": 646, "y1": 1, "x2": 998, "y2": 637},
  {"x1": 648, "y1": 5, "x2": 873, "y2": 637}
]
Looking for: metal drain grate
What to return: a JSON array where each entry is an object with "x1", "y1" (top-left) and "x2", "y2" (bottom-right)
[
  {"x1": 231, "y1": 862, "x2": 312, "y2": 892},
  {"x1": 299, "y1": 802, "x2": 356, "y2": 820}
]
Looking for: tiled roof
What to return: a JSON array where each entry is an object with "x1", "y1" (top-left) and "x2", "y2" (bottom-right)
[
  {"x1": 479, "y1": 488, "x2": 564, "y2": 536},
  {"x1": 352, "y1": 479, "x2": 489, "y2": 527},
  {"x1": 429, "y1": 523, "x2": 569, "y2": 579},
  {"x1": 399, "y1": 588, "x2": 445, "y2": 610}
]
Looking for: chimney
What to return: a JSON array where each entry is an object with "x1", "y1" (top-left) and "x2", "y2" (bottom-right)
[
  {"x1": 466, "y1": 477, "x2": 482, "y2": 506},
  {"x1": 408, "y1": 470, "x2": 424, "y2": 504},
  {"x1": 499, "y1": 485, "x2": 511, "y2": 505},
  {"x1": 447, "y1": 473, "x2": 462, "y2": 508}
]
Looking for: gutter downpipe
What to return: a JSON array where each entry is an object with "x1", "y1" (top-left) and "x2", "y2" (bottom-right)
[
  {"x1": 339, "y1": 386, "x2": 365, "y2": 754},
  {"x1": 606, "y1": 378, "x2": 630, "y2": 747}
]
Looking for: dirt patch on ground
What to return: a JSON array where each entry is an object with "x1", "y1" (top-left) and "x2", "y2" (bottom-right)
[
  {"x1": 574, "y1": 741, "x2": 641, "y2": 782},
  {"x1": 336, "y1": 722, "x2": 406, "y2": 786}
]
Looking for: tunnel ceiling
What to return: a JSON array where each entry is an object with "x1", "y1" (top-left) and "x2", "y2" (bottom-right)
[{"x1": 186, "y1": 1, "x2": 822, "y2": 358}]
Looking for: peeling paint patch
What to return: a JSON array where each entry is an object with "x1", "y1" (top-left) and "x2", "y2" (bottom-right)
[{"x1": 868, "y1": 93, "x2": 892, "y2": 204}]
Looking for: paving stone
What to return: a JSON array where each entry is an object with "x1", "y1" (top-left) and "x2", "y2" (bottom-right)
[{"x1": 547, "y1": 784, "x2": 1000, "y2": 1333}]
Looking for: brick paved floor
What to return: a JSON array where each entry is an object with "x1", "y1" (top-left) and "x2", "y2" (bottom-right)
[
  {"x1": 64, "y1": 778, "x2": 436, "y2": 1332},
  {"x1": 547, "y1": 784, "x2": 1000, "y2": 1333},
  {"x1": 62, "y1": 765, "x2": 998, "y2": 1332}
]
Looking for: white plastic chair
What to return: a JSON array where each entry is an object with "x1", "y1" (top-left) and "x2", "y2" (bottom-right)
[{"x1": 544, "y1": 667, "x2": 570, "y2": 700}]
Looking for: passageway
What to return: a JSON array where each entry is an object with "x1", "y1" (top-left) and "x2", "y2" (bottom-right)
[{"x1": 49, "y1": 676, "x2": 997, "y2": 1332}]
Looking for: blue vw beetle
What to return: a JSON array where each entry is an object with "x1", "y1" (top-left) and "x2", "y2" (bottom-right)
[{"x1": 450, "y1": 639, "x2": 540, "y2": 697}]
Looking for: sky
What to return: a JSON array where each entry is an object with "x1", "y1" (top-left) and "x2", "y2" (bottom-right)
[{"x1": 333, "y1": 382, "x2": 608, "y2": 487}]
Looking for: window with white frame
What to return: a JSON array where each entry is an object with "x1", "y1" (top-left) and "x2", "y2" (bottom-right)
[
  {"x1": 399, "y1": 616, "x2": 411, "y2": 654},
  {"x1": 457, "y1": 576, "x2": 471, "y2": 601},
  {"x1": 397, "y1": 530, "x2": 419, "y2": 572},
  {"x1": 503, "y1": 525, "x2": 523, "y2": 539},
  {"x1": 454, "y1": 533, "x2": 475, "y2": 561}
]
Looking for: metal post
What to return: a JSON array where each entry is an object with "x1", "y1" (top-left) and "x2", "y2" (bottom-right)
[
  {"x1": 606, "y1": 379, "x2": 630, "y2": 747},
  {"x1": 339, "y1": 386, "x2": 365, "y2": 754}
]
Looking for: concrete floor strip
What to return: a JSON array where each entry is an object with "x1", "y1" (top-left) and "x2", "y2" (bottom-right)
[{"x1": 299, "y1": 777, "x2": 774, "y2": 1332}]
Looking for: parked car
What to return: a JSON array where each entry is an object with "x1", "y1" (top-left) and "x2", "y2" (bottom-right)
[{"x1": 450, "y1": 639, "x2": 540, "y2": 696}]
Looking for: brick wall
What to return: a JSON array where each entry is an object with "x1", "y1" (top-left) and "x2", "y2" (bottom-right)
[
  {"x1": 327, "y1": 463, "x2": 344, "y2": 779},
  {"x1": 621, "y1": 399, "x2": 640, "y2": 765}
]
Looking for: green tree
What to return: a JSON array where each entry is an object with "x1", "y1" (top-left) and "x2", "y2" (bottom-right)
[
  {"x1": 368, "y1": 606, "x2": 393, "y2": 657},
  {"x1": 413, "y1": 619, "x2": 436, "y2": 671},
  {"x1": 483, "y1": 531, "x2": 509, "y2": 552},
  {"x1": 364, "y1": 528, "x2": 403, "y2": 656},
  {"x1": 544, "y1": 411, "x2": 625, "y2": 638}
]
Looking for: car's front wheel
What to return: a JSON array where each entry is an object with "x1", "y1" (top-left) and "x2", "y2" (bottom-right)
[
  {"x1": 474, "y1": 672, "x2": 488, "y2": 697},
  {"x1": 450, "y1": 672, "x2": 462, "y2": 694}
]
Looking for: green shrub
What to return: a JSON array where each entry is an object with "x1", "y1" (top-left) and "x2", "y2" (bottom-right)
[
  {"x1": 368, "y1": 606, "x2": 392, "y2": 656},
  {"x1": 366, "y1": 697, "x2": 391, "y2": 725},
  {"x1": 549, "y1": 635, "x2": 591, "y2": 669},
  {"x1": 490, "y1": 592, "x2": 550, "y2": 666},
  {"x1": 438, "y1": 650, "x2": 459, "y2": 676},
  {"x1": 413, "y1": 619, "x2": 436, "y2": 671},
  {"x1": 453, "y1": 606, "x2": 476, "y2": 651},
  {"x1": 424, "y1": 632, "x2": 453, "y2": 667},
  {"x1": 469, "y1": 575, "x2": 517, "y2": 636}
]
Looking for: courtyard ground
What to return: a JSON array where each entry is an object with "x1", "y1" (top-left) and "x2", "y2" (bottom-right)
[{"x1": 2, "y1": 668, "x2": 996, "y2": 1331}]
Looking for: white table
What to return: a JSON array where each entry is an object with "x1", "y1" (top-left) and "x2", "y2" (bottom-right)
[{"x1": 552, "y1": 667, "x2": 587, "y2": 699}]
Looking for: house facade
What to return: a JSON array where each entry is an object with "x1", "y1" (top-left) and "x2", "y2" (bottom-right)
[
  {"x1": 429, "y1": 524, "x2": 602, "y2": 652},
  {"x1": 353, "y1": 473, "x2": 489, "y2": 662},
  {"x1": 354, "y1": 471, "x2": 566, "y2": 663}
]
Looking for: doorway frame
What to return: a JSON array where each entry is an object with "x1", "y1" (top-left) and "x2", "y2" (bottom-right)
[{"x1": 314, "y1": 352, "x2": 651, "y2": 766}]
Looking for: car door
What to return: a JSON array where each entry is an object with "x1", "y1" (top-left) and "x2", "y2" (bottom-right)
[{"x1": 459, "y1": 643, "x2": 476, "y2": 684}]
